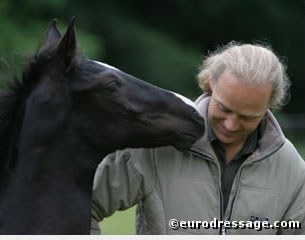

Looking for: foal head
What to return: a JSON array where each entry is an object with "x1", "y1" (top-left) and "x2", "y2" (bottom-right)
[{"x1": 1, "y1": 18, "x2": 205, "y2": 169}]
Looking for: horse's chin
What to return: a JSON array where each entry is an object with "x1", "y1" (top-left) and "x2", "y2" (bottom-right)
[
  {"x1": 173, "y1": 132, "x2": 203, "y2": 151},
  {"x1": 173, "y1": 145, "x2": 190, "y2": 151},
  {"x1": 173, "y1": 140, "x2": 194, "y2": 151}
]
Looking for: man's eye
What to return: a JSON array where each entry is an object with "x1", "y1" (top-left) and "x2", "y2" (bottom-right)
[
  {"x1": 218, "y1": 103, "x2": 230, "y2": 113},
  {"x1": 240, "y1": 116, "x2": 258, "y2": 121}
]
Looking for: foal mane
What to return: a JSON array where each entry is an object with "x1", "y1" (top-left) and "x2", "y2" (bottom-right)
[
  {"x1": 0, "y1": 55, "x2": 40, "y2": 178},
  {"x1": 0, "y1": 43, "x2": 72, "y2": 177},
  {"x1": 0, "y1": 18, "x2": 83, "y2": 183}
]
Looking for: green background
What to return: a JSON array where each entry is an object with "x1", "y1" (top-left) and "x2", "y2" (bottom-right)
[{"x1": 0, "y1": 0, "x2": 304, "y2": 234}]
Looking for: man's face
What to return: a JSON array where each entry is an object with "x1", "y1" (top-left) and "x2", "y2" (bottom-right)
[{"x1": 208, "y1": 71, "x2": 271, "y2": 146}]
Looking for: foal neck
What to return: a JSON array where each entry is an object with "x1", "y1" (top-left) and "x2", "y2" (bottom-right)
[{"x1": 0, "y1": 128, "x2": 103, "y2": 234}]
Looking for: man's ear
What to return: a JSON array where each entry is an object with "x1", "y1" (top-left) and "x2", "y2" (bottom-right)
[{"x1": 209, "y1": 79, "x2": 215, "y2": 93}]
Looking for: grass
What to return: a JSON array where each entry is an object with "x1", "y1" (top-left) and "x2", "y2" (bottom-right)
[{"x1": 99, "y1": 207, "x2": 136, "y2": 234}]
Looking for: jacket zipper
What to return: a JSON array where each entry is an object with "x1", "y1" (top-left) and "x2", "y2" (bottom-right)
[
  {"x1": 225, "y1": 155, "x2": 272, "y2": 228},
  {"x1": 224, "y1": 157, "x2": 256, "y2": 234},
  {"x1": 216, "y1": 158, "x2": 226, "y2": 235},
  {"x1": 226, "y1": 164, "x2": 245, "y2": 225},
  {"x1": 190, "y1": 150, "x2": 225, "y2": 235}
]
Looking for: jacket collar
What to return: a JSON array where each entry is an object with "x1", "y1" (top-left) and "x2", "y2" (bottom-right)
[{"x1": 190, "y1": 93, "x2": 214, "y2": 157}]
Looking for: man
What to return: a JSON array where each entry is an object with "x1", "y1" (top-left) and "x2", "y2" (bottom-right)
[{"x1": 91, "y1": 42, "x2": 304, "y2": 234}]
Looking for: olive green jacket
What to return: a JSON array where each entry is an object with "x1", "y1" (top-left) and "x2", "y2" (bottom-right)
[{"x1": 91, "y1": 94, "x2": 305, "y2": 235}]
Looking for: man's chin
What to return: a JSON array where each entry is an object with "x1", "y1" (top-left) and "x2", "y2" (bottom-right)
[{"x1": 215, "y1": 131, "x2": 236, "y2": 145}]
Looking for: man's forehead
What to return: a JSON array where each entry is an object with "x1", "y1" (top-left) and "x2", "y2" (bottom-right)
[{"x1": 213, "y1": 90, "x2": 265, "y2": 118}]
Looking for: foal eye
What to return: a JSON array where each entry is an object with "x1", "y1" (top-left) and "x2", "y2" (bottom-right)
[{"x1": 105, "y1": 81, "x2": 120, "y2": 93}]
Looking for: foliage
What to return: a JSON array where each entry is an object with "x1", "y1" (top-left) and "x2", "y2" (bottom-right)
[{"x1": 0, "y1": 0, "x2": 303, "y2": 111}]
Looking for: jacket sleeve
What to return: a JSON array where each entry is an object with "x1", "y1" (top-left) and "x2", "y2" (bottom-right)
[
  {"x1": 278, "y1": 153, "x2": 305, "y2": 235},
  {"x1": 90, "y1": 148, "x2": 156, "y2": 234}
]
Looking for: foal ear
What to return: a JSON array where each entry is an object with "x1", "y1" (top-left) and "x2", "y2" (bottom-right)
[
  {"x1": 45, "y1": 19, "x2": 62, "y2": 45},
  {"x1": 57, "y1": 17, "x2": 77, "y2": 70}
]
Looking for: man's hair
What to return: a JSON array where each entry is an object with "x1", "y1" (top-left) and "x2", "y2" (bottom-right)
[{"x1": 197, "y1": 41, "x2": 290, "y2": 110}]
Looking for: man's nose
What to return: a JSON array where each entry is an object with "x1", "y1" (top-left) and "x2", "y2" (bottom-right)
[{"x1": 224, "y1": 114, "x2": 239, "y2": 131}]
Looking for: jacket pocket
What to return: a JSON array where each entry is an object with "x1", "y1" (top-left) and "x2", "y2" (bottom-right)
[{"x1": 228, "y1": 185, "x2": 287, "y2": 234}]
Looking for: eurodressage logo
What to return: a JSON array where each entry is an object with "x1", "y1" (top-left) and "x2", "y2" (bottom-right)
[
  {"x1": 168, "y1": 217, "x2": 301, "y2": 231},
  {"x1": 249, "y1": 215, "x2": 269, "y2": 222}
]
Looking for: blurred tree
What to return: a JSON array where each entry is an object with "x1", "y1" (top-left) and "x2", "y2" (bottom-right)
[{"x1": 0, "y1": 0, "x2": 304, "y2": 114}]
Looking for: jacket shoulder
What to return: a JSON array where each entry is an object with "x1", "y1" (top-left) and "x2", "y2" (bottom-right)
[
  {"x1": 279, "y1": 139, "x2": 304, "y2": 167},
  {"x1": 275, "y1": 138, "x2": 305, "y2": 182}
]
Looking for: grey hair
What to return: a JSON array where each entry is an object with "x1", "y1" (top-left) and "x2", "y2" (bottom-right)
[{"x1": 197, "y1": 41, "x2": 290, "y2": 110}]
